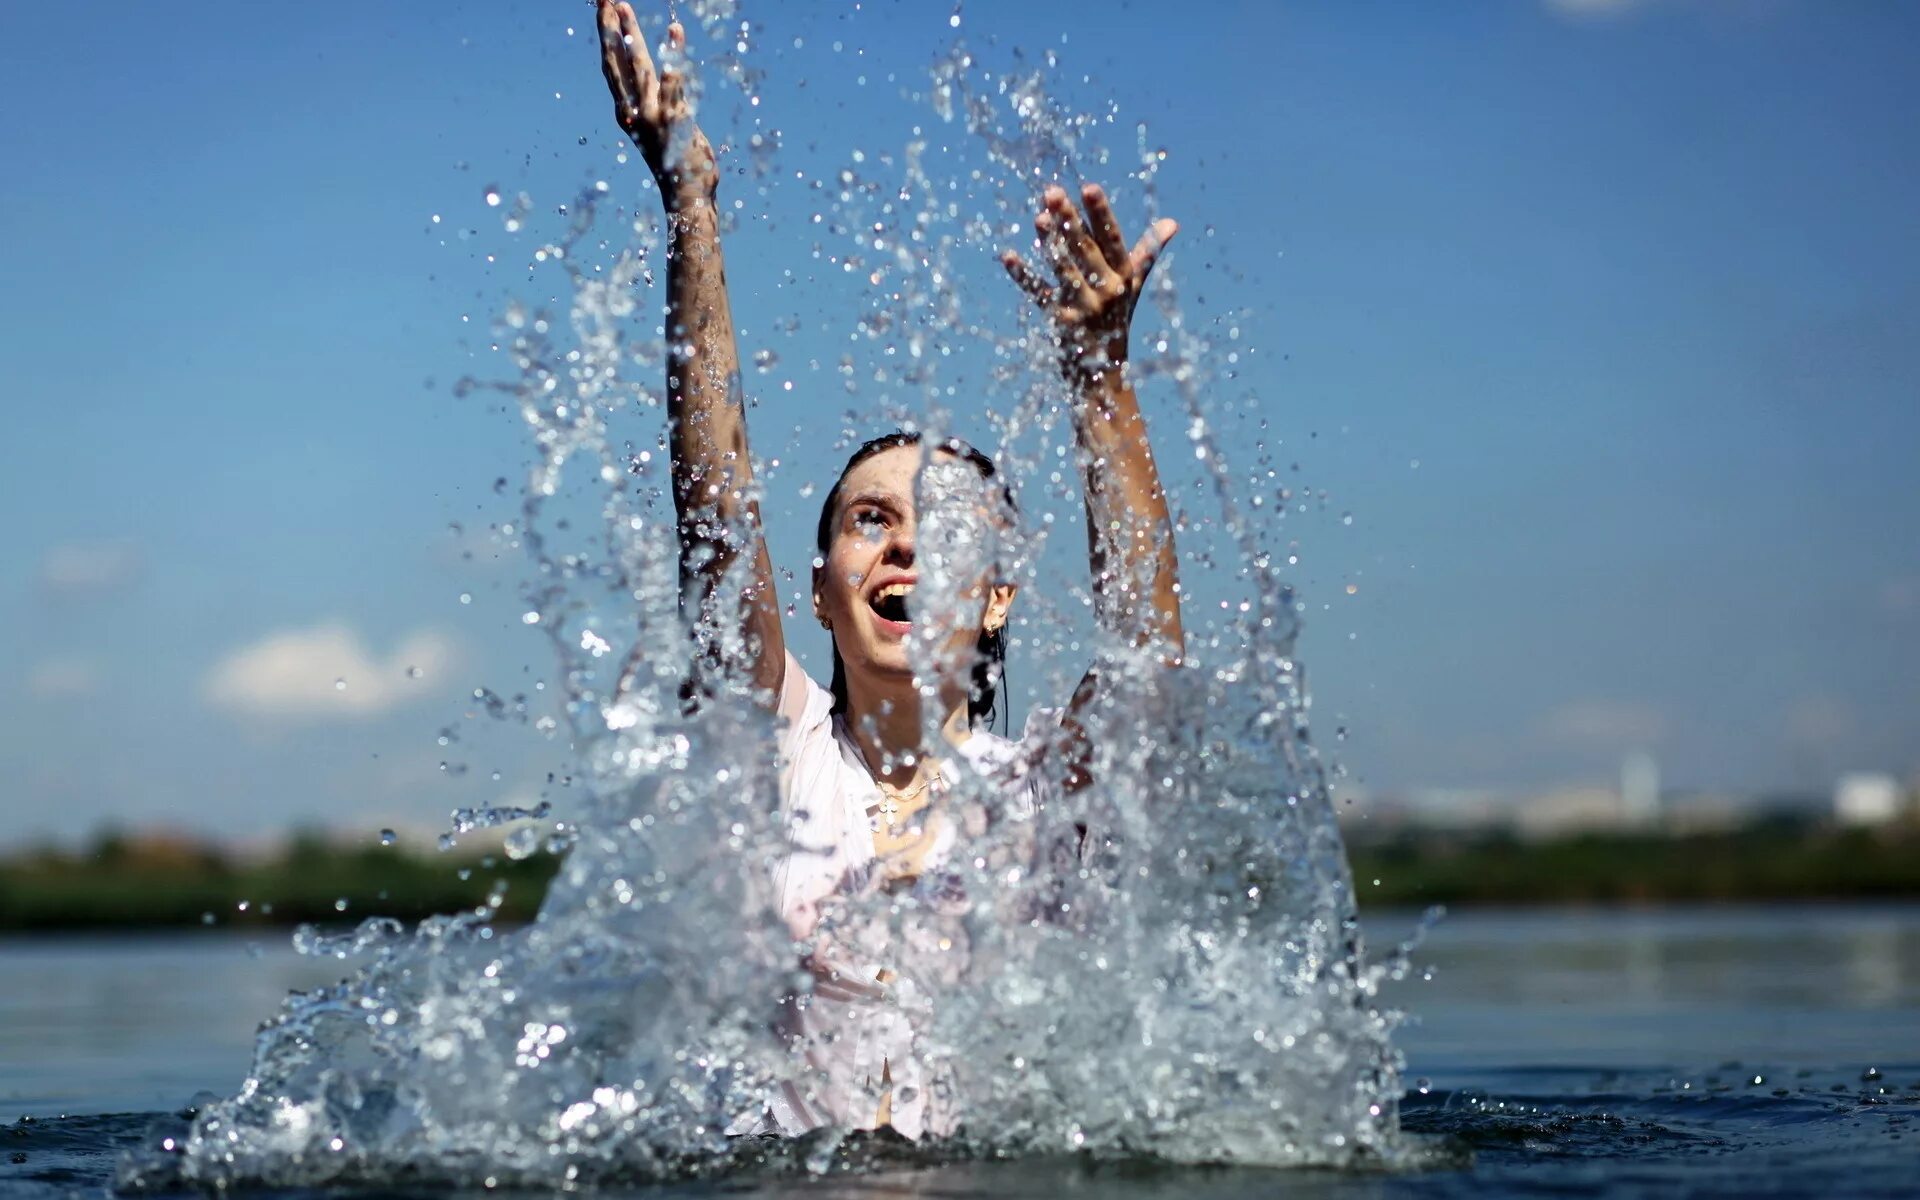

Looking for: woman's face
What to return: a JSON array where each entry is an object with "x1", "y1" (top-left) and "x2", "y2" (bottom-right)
[{"x1": 813, "y1": 443, "x2": 1014, "y2": 696}]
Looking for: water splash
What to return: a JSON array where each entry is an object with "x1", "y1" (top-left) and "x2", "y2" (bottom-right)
[{"x1": 119, "y1": 6, "x2": 1414, "y2": 1189}]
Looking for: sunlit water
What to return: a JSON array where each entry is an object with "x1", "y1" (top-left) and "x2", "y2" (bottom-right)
[
  {"x1": 64, "y1": 5, "x2": 1420, "y2": 1191},
  {"x1": 6, "y1": 5, "x2": 1910, "y2": 1194},
  {"x1": 5, "y1": 908, "x2": 1917, "y2": 1197}
]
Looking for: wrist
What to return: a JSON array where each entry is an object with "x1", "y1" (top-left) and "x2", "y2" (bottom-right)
[
  {"x1": 661, "y1": 185, "x2": 717, "y2": 216},
  {"x1": 662, "y1": 194, "x2": 721, "y2": 236},
  {"x1": 1064, "y1": 335, "x2": 1130, "y2": 386},
  {"x1": 654, "y1": 160, "x2": 718, "y2": 213}
]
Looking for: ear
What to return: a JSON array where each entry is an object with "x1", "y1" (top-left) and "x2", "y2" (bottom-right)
[{"x1": 982, "y1": 582, "x2": 1017, "y2": 633}]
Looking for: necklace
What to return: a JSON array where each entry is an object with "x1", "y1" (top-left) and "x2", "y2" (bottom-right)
[
  {"x1": 868, "y1": 773, "x2": 935, "y2": 828},
  {"x1": 870, "y1": 770, "x2": 944, "y2": 885}
]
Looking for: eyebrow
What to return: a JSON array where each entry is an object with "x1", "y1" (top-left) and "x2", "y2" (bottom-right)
[{"x1": 840, "y1": 489, "x2": 907, "y2": 516}]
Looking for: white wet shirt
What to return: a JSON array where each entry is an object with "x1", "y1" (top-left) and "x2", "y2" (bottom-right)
[{"x1": 752, "y1": 651, "x2": 1050, "y2": 1141}]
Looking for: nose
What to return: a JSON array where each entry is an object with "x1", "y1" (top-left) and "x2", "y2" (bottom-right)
[{"x1": 883, "y1": 521, "x2": 915, "y2": 567}]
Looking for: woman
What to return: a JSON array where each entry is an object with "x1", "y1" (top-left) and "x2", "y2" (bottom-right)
[{"x1": 595, "y1": 1, "x2": 1185, "y2": 1139}]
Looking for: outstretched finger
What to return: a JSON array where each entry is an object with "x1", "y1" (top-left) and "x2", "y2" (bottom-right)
[
  {"x1": 1036, "y1": 210, "x2": 1087, "y2": 295},
  {"x1": 618, "y1": 4, "x2": 659, "y2": 100},
  {"x1": 1000, "y1": 249, "x2": 1054, "y2": 308},
  {"x1": 658, "y1": 23, "x2": 692, "y2": 119},
  {"x1": 605, "y1": 3, "x2": 661, "y2": 132},
  {"x1": 1129, "y1": 217, "x2": 1180, "y2": 285},
  {"x1": 597, "y1": 1, "x2": 637, "y2": 114},
  {"x1": 1045, "y1": 186, "x2": 1110, "y2": 287},
  {"x1": 1081, "y1": 184, "x2": 1130, "y2": 276}
]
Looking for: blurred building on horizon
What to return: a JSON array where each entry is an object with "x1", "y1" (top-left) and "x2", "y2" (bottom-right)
[
  {"x1": 6, "y1": 759, "x2": 1918, "y2": 861},
  {"x1": 1336, "y1": 755, "x2": 1917, "y2": 842}
]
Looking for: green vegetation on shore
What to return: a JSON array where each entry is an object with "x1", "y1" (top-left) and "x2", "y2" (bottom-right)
[
  {"x1": 1346, "y1": 820, "x2": 1920, "y2": 908},
  {"x1": 1, "y1": 820, "x2": 1916, "y2": 932},
  {"x1": 0, "y1": 832, "x2": 556, "y2": 932}
]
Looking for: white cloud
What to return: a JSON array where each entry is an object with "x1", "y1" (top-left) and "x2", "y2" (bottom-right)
[
  {"x1": 39, "y1": 541, "x2": 143, "y2": 595},
  {"x1": 204, "y1": 622, "x2": 457, "y2": 719},
  {"x1": 27, "y1": 658, "x2": 99, "y2": 698},
  {"x1": 1540, "y1": 698, "x2": 1666, "y2": 746}
]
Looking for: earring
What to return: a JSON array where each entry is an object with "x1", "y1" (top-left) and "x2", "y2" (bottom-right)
[{"x1": 819, "y1": 615, "x2": 832, "y2": 630}]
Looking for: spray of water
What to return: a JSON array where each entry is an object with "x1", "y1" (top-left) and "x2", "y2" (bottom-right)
[{"x1": 118, "y1": 7, "x2": 1420, "y2": 1189}]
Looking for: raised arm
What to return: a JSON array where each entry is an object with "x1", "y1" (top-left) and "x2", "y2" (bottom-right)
[
  {"x1": 597, "y1": 1, "x2": 784, "y2": 703},
  {"x1": 1004, "y1": 184, "x2": 1183, "y2": 787}
]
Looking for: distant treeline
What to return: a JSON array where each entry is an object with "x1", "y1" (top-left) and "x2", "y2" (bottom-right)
[
  {"x1": 1347, "y1": 819, "x2": 1920, "y2": 907},
  {"x1": 1, "y1": 821, "x2": 1916, "y2": 931},
  {"x1": 0, "y1": 832, "x2": 557, "y2": 932}
]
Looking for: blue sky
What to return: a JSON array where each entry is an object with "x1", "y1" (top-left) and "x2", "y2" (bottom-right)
[{"x1": 2, "y1": 0, "x2": 1916, "y2": 843}]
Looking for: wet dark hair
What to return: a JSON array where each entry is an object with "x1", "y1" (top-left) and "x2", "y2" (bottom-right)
[{"x1": 814, "y1": 431, "x2": 1015, "y2": 733}]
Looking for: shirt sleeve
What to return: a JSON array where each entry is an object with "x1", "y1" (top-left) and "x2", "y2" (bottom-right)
[
  {"x1": 771, "y1": 651, "x2": 841, "y2": 940},
  {"x1": 776, "y1": 650, "x2": 832, "y2": 766}
]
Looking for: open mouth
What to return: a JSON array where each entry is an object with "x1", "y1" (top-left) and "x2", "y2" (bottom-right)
[{"x1": 868, "y1": 582, "x2": 913, "y2": 627}]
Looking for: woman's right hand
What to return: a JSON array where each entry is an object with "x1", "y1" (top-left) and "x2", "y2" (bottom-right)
[{"x1": 596, "y1": 0, "x2": 718, "y2": 211}]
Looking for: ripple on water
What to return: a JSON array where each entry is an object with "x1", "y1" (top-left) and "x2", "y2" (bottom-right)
[{"x1": 10, "y1": 1064, "x2": 1918, "y2": 1199}]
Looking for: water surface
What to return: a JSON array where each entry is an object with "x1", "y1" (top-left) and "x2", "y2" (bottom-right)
[{"x1": 4, "y1": 903, "x2": 1914, "y2": 1196}]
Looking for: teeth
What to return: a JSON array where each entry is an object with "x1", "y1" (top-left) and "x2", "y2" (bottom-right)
[{"x1": 875, "y1": 582, "x2": 914, "y2": 599}]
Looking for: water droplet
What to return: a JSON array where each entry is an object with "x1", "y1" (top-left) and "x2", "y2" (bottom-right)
[
  {"x1": 334, "y1": 678, "x2": 347, "y2": 691},
  {"x1": 379, "y1": 829, "x2": 397, "y2": 846},
  {"x1": 171, "y1": 50, "x2": 1413, "y2": 1173},
  {"x1": 504, "y1": 825, "x2": 542, "y2": 861}
]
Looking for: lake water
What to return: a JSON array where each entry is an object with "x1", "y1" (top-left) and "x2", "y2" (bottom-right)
[{"x1": 3, "y1": 904, "x2": 1915, "y2": 1197}]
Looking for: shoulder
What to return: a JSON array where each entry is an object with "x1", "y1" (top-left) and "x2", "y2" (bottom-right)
[
  {"x1": 775, "y1": 652, "x2": 849, "y2": 821},
  {"x1": 777, "y1": 651, "x2": 835, "y2": 748},
  {"x1": 981, "y1": 707, "x2": 1064, "y2": 763},
  {"x1": 954, "y1": 708, "x2": 1063, "y2": 806}
]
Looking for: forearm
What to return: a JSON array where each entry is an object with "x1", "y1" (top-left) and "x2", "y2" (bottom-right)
[
  {"x1": 1074, "y1": 359, "x2": 1183, "y2": 665},
  {"x1": 597, "y1": 5, "x2": 784, "y2": 699},
  {"x1": 664, "y1": 202, "x2": 748, "y2": 535},
  {"x1": 662, "y1": 200, "x2": 783, "y2": 691}
]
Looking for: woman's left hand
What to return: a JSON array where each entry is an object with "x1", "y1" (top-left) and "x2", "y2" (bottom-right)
[{"x1": 1001, "y1": 183, "x2": 1178, "y2": 381}]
